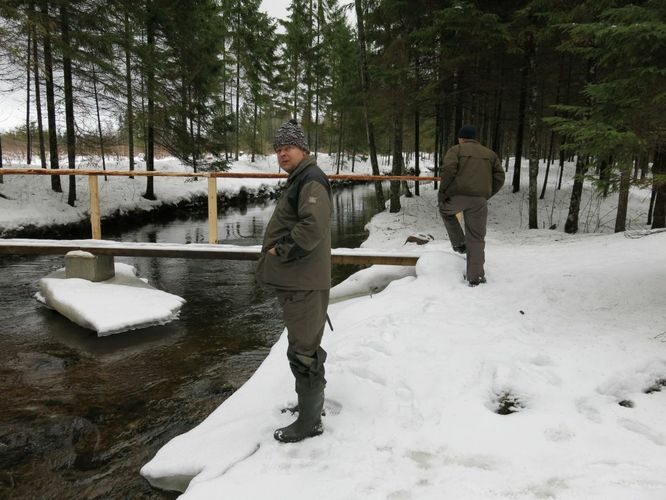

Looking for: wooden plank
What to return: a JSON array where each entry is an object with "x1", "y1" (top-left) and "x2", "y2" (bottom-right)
[
  {"x1": 88, "y1": 175, "x2": 102, "y2": 239},
  {"x1": 0, "y1": 168, "x2": 440, "y2": 183},
  {"x1": 0, "y1": 168, "x2": 205, "y2": 178},
  {"x1": 207, "y1": 177, "x2": 218, "y2": 244},
  {"x1": 0, "y1": 240, "x2": 420, "y2": 266},
  {"x1": 331, "y1": 254, "x2": 418, "y2": 266}
]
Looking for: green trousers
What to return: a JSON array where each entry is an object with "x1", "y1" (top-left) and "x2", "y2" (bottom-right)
[
  {"x1": 276, "y1": 289, "x2": 330, "y2": 392},
  {"x1": 438, "y1": 194, "x2": 488, "y2": 282}
]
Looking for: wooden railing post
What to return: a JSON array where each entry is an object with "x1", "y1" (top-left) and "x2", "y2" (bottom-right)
[
  {"x1": 88, "y1": 174, "x2": 102, "y2": 239},
  {"x1": 207, "y1": 176, "x2": 218, "y2": 244},
  {"x1": 88, "y1": 175, "x2": 102, "y2": 240}
]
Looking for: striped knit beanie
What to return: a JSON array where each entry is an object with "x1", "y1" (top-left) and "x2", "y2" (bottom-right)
[{"x1": 273, "y1": 119, "x2": 309, "y2": 153}]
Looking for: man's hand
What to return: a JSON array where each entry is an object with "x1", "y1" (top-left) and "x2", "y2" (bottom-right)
[{"x1": 268, "y1": 246, "x2": 277, "y2": 256}]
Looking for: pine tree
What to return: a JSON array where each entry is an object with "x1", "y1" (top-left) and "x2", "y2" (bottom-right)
[
  {"x1": 548, "y1": 0, "x2": 666, "y2": 231},
  {"x1": 355, "y1": 0, "x2": 384, "y2": 207},
  {"x1": 40, "y1": 0, "x2": 62, "y2": 192}
]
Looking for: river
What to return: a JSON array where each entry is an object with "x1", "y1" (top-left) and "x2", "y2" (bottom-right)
[{"x1": 0, "y1": 184, "x2": 381, "y2": 499}]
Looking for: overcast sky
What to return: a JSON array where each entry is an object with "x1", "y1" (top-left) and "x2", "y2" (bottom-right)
[{"x1": 260, "y1": 0, "x2": 291, "y2": 20}]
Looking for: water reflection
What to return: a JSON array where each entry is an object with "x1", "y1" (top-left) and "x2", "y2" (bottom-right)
[{"x1": 0, "y1": 183, "x2": 381, "y2": 498}]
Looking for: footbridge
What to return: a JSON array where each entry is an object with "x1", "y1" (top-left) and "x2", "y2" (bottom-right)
[
  {"x1": 0, "y1": 239, "x2": 422, "y2": 266},
  {"x1": 1, "y1": 168, "x2": 437, "y2": 266}
]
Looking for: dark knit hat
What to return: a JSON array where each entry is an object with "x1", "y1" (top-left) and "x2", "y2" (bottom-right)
[
  {"x1": 458, "y1": 125, "x2": 476, "y2": 140},
  {"x1": 273, "y1": 119, "x2": 309, "y2": 152}
]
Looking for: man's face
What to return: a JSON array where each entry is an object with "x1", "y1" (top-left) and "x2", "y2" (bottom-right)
[{"x1": 275, "y1": 145, "x2": 306, "y2": 172}]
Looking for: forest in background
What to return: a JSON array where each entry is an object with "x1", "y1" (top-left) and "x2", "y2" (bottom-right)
[{"x1": 0, "y1": 0, "x2": 664, "y2": 231}]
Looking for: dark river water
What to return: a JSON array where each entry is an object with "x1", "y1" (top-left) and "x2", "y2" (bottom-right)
[{"x1": 0, "y1": 184, "x2": 381, "y2": 499}]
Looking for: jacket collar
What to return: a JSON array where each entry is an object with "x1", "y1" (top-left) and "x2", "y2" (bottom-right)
[{"x1": 286, "y1": 155, "x2": 316, "y2": 184}]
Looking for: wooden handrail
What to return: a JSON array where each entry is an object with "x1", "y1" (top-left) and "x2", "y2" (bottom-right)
[
  {"x1": 1, "y1": 168, "x2": 440, "y2": 244},
  {"x1": 0, "y1": 168, "x2": 440, "y2": 182}
]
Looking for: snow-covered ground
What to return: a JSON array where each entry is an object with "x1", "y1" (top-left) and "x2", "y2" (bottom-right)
[
  {"x1": 2, "y1": 152, "x2": 664, "y2": 498},
  {"x1": 141, "y1": 227, "x2": 666, "y2": 500},
  {"x1": 0, "y1": 155, "x2": 281, "y2": 235}
]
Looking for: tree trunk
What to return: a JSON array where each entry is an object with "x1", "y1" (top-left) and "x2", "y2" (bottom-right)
[
  {"x1": 413, "y1": 49, "x2": 421, "y2": 196},
  {"x1": 188, "y1": 100, "x2": 197, "y2": 174},
  {"x1": 540, "y1": 59, "x2": 562, "y2": 200},
  {"x1": 314, "y1": 0, "x2": 323, "y2": 158},
  {"x1": 512, "y1": 41, "x2": 532, "y2": 193},
  {"x1": 492, "y1": 83, "x2": 503, "y2": 153},
  {"x1": 26, "y1": 29, "x2": 32, "y2": 165},
  {"x1": 304, "y1": 0, "x2": 313, "y2": 147},
  {"x1": 526, "y1": 35, "x2": 538, "y2": 229},
  {"x1": 141, "y1": 71, "x2": 147, "y2": 160},
  {"x1": 181, "y1": 74, "x2": 189, "y2": 161},
  {"x1": 144, "y1": 1, "x2": 156, "y2": 200},
  {"x1": 124, "y1": 10, "x2": 134, "y2": 176},
  {"x1": 389, "y1": 109, "x2": 403, "y2": 213},
  {"x1": 414, "y1": 107, "x2": 420, "y2": 195},
  {"x1": 614, "y1": 162, "x2": 631, "y2": 232},
  {"x1": 354, "y1": 0, "x2": 384, "y2": 210},
  {"x1": 235, "y1": 46, "x2": 240, "y2": 161},
  {"x1": 557, "y1": 137, "x2": 566, "y2": 189},
  {"x1": 434, "y1": 103, "x2": 440, "y2": 190},
  {"x1": 647, "y1": 187, "x2": 656, "y2": 226},
  {"x1": 31, "y1": 9, "x2": 47, "y2": 170},
  {"x1": 251, "y1": 100, "x2": 258, "y2": 163},
  {"x1": 539, "y1": 131, "x2": 555, "y2": 199},
  {"x1": 92, "y1": 66, "x2": 107, "y2": 180},
  {"x1": 351, "y1": 145, "x2": 356, "y2": 173},
  {"x1": 195, "y1": 110, "x2": 202, "y2": 175},
  {"x1": 651, "y1": 148, "x2": 665, "y2": 228},
  {"x1": 314, "y1": 71, "x2": 320, "y2": 158},
  {"x1": 564, "y1": 157, "x2": 587, "y2": 234},
  {"x1": 336, "y1": 112, "x2": 344, "y2": 174},
  {"x1": 41, "y1": 0, "x2": 61, "y2": 192},
  {"x1": 453, "y1": 69, "x2": 462, "y2": 136},
  {"x1": 60, "y1": 4, "x2": 76, "y2": 206},
  {"x1": 639, "y1": 152, "x2": 649, "y2": 180},
  {"x1": 600, "y1": 157, "x2": 611, "y2": 198},
  {"x1": 0, "y1": 133, "x2": 3, "y2": 183},
  {"x1": 222, "y1": 37, "x2": 228, "y2": 161}
]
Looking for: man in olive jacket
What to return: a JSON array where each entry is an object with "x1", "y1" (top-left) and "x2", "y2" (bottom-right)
[
  {"x1": 438, "y1": 125, "x2": 505, "y2": 286},
  {"x1": 255, "y1": 119, "x2": 332, "y2": 443}
]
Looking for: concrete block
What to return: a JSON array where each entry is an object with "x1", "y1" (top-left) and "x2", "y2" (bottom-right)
[{"x1": 65, "y1": 250, "x2": 115, "y2": 282}]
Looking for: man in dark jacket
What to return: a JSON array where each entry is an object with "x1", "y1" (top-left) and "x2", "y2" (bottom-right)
[
  {"x1": 438, "y1": 125, "x2": 505, "y2": 286},
  {"x1": 255, "y1": 119, "x2": 332, "y2": 443}
]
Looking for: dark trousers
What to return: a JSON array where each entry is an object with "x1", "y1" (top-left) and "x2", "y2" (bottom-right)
[
  {"x1": 438, "y1": 195, "x2": 488, "y2": 282},
  {"x1": 276, "y1": 289, "x2": 329, "y2": 392}
]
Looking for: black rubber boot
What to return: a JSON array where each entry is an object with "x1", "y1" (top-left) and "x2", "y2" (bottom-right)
[
  {"x1": 275, "y1": 348, "x2": 326, "y2": 443},
  {"x1": 274, "y1": 386, "x2": 324, "y2": 443},
  {"x1": 453, "y1": 244, "x2": 467, "y2": 254}
]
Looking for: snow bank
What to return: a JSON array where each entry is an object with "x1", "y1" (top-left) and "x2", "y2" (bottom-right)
[
  {"x1": 140, "y1": 223, "x2": 666, "y2": 499},
  {"x1": 36, "y1": 263, "x2": 185, "y2": 336}
]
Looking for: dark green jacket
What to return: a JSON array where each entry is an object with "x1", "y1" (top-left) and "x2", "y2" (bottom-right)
[
  {"x1": 438, "y1": 140, "x2": 505, "y2": 201},
  {"x1": 255, "y1": 155, "x2": 332, "y2": 291}
]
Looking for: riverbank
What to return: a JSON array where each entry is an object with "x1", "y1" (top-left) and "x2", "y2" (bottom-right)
[
  {"x1": 141, "y1": 184, "x2": 666, "y2": 499},
  {"x1": 0, "y1": 154, "x2": 400, "y2": 239},
  {"x1": 0, "y1": 156, "x2": 280, "y2": 238},
  {"x1": 1, "y1": 152, "x2": 654, "y2": 241}
]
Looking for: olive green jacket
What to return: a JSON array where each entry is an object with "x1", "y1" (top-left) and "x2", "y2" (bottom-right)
[
  {"x1": 255, "y1": 155, "x2": 332, "y2": 291},
  {"x1": 438, "y1": 140, "x2": 505, "y2": 201}
]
